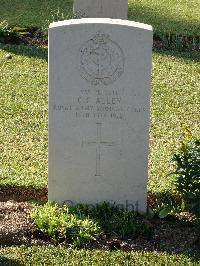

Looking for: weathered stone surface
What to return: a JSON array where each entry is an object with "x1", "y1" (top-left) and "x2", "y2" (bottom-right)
[
  {"x1": 48, "y1": 18, "x2": 153, "y2": 212},
  {"x1": 73, "y1": 0, "x2": 128, "y2": 19}
]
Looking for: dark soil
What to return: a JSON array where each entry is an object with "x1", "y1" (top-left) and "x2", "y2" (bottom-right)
[
  {"x1": 0, "y1": 27, "x2": 47, "y2": 46},
  {"x1": 0, "y1": 200, "x2": 199, "y2": 257},
  {"x1": 0, "y1": 186, "x2": 48, "y2": 203},
  {"x1": 87, "y1": 214, "x2": 200, "y2": 255},
  {"x1": 0, "y1": 201, "x2": 51, "y2": 246}
]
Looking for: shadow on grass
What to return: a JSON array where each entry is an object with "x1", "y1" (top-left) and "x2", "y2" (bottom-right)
[
  {"x1": 0, "y1": 257, "x2": 24, "y2": 266},
  {"x1": 0, "y1": 185, "x2": 47, "y2": 202},
  {"x1": 128, "y1": 2, "x2": 200, "y2": 36},
  {"x1": 153, "y1": 49, "x2": 200, "y2": 63},
  {"x1": 0, "y1": 0, "x2": 198, "y2": 35},
  {"x1": 0, "y1": 0, "x2": 73, "y2": 28},
  {"x1": 1, "y1": 42, "x2": 199, "y2": 64},
  {"x1": 0, "y1": 44, "x2": 48, "y2": 61}
]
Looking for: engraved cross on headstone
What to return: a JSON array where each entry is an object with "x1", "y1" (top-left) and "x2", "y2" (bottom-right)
[{"x1": 82, "y1": 123, "x2": 116, "y2": 176}]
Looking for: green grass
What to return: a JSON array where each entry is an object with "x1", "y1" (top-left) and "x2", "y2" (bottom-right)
[
  {"x1": 0, "y1": 0, "x2": 199, "y2": 35},
  {"x1": 0, "y1": 45, "x2": 48, "y2": 187},
  {"x1": 0, "y1": 0, "x2": 73, "y2": 28},
  {"x1": 0, "y1": 45, "x2": 199, "y2": 191},
  {"x1": 0, "y1": 246, "x2": 199, "y2": 265},
  {"x1": 129, "y1": 0, "x2": 200, "y2": 35},
  {"x1": 149, "y1": 51, "x2": 200, "y2": 191}
]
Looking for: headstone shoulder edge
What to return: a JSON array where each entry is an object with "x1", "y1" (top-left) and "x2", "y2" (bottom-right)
[{"x1": 49, "y1": 18, "x2": 152, "y2": 32}]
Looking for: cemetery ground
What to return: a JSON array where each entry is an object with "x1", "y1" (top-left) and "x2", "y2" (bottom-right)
[{"x1": 0, "y1": 0, "x2": 200, "y2": 265}]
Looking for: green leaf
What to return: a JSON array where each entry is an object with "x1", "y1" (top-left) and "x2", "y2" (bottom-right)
[
  {"x1": 158, "y1": 208, "x2": 171, "y2": 219},
  {"x1": 146, "y1": 208, "x2": 155, "y2": 219},
  {"x1": 12, "y1": 26, "x2": 27, "y2": 32},
  {"x1": 181, "y1": 199, "x2": 185, "y2": 211}
]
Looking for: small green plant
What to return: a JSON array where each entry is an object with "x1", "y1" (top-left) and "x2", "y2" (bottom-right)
[
  {"x1": 68, "y1": 202, "x2": 149, "y2": 237},
  {"x1": 32, "y1": 202, "x2": 149, "y2": 245},
  {"x1": 172, "y1": 131, "x2": 200, "y2": 214},
  {"x1": 31, "y1": 202, "x2": 100, "y2": 247},
  {"x1": 147, "y1": 191, "x2": 182, "y2": 219}
]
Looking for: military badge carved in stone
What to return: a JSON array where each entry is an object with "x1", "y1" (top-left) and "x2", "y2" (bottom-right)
[{"x1": 79, "y1": 31, "x2": 125, "y2": 86}]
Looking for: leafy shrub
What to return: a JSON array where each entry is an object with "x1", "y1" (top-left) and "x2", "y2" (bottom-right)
[
  {"x1": 0, "y1": 20, "x2": 28, "y2": 43},
  {"x1": 31, "y1": 202, "x2": 100, "y2": 247},
  {"x1": 67, "y1": 202, "x2": 149, "y2": 237},
  {"x1": 32, "y1": 202, "x2": 149, "y2": 245},
  {"x1": 172, "y1": 137, "x2": 200, "y2": 214},
  {"x1": 147, "y1": 191, "x2": 182, "y2": 219}
]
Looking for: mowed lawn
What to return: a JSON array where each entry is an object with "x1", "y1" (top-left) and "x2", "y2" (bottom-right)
[
  {"x1": 0, "y1": 45, "x2": 199, "y2": 191},
  {"x1": 1, "y1": 246, "x2": 200, "y2": 266},
  {"x1": 0, "y1": 0, "x2": 199, "y2": 35}
]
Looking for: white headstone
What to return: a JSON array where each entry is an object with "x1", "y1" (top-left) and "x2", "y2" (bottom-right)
[
  {"x1": 73, "y1": 0, "x2": 128, "y2": 19},
  {"x1": 48, "y1": 18, "x2": 153, "y2": 213}
]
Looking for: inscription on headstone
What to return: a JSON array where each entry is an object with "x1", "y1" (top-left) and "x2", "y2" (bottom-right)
[
  {"x1": 48, "y1": 18, "x2": 153, "y2": 213},
  {"x1": 73, "y1": 0, "x2": 128, "y2": 19}
]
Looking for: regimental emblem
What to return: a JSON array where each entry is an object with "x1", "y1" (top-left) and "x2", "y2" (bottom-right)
[{"x1": 79, "y1": 31, "x2": 125, "y2": 86}]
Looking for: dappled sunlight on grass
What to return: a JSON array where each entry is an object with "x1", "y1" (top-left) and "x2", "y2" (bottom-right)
[
  {"x1": 129, "y1": 0, "x2": 200, "y2": 35},
  {"x1": 0, "y1": 45, "x2": 48, "y2": 187},
  {"x1": 0, "y1": 246, "x2": 199, "y2": 265},
  {"x1": 149, "y1": 51, "x2": 200, "y2": 191}
]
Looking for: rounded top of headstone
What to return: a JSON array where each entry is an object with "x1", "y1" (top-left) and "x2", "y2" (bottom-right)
[{"x1": 49, "y1": 18, "x2": 153, "y2": 32}]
